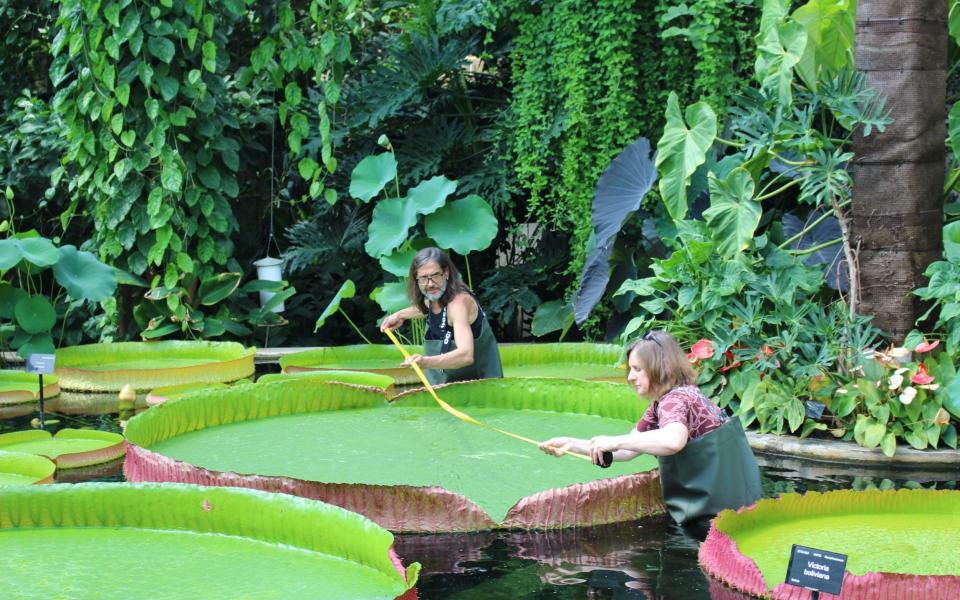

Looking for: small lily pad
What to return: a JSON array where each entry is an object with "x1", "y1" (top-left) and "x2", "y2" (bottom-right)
[{"x1": 0, "y1": 429, "x2": 125, "y2": 469}]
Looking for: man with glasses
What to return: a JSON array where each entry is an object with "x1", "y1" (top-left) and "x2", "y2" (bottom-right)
[{"x1": 380, "y1": 247, "x2": 503, "y2": 386}]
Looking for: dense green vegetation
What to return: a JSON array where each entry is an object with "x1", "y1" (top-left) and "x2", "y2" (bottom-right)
[{"x1": 2, "y1": 0, "x2": 960, "y2": 454}]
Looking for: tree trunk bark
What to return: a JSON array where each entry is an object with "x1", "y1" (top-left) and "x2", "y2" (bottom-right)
[{"x1": 851, "y1": 2, "x2": 947, "y2": 341}]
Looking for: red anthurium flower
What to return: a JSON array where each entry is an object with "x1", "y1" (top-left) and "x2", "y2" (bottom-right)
[
  {"x1": 761, "y1": 344, "x2": 774, "y2": 356},
  {"x1": 915, "y1": 339, "x2": 940, "y2": 353},
  {"x1": 690, "y1": 339, "x2": 715, "y2": 359},
  {"x1": 719, "y1": 349, "x2": 742, "y2": 373},
  {"x1": 910, "y1": 363, "x2": 934, "y2": 385}
]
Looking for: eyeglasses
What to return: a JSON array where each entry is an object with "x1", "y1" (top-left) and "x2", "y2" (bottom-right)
[
  {"x1": 642, "y1": 331, "x2": 662, "y2": 347},
  {"x1": 416, "y1": 272, "x2": 446, "y2": 286}
]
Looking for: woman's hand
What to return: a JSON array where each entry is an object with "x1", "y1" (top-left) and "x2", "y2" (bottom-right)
[
  {"x1": 539, "y1": 437, "x2": 576, "y2": 457},
  {"x1": 380, "y1": 312, "x2": 404, "y2": 331},
  {"x1": 589, "y1": 435, "x2": 619, "y2": 466}
]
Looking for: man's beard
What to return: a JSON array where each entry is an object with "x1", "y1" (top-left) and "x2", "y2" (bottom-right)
[{"x1": 422, "y1": 282, "x2": 447, "y2": 302}]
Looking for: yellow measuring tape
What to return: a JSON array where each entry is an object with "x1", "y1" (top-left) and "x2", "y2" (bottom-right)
[{"x1": 383, "y1": 328, "x2": 592, "y2": 462}]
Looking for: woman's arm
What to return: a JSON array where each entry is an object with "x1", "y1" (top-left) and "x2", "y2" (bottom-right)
[
  {"x1": 589, "y1": 422, "x2": 689, "y2": 462},
  {"x1": 539, "y1": 436, "x2": 592, "y2": 457}
]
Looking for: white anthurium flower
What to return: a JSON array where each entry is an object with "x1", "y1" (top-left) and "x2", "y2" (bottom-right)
[
  {"x1": 894, "y1": 367, "x2": 908, "y2": 375},
  {"x1": 888, "y1": 373, "x2": 904, "y2": 390},
  {"x1": 899, "y1": 386, "x2": 917, "y2": 405},
  {"x1": 889, "y1": 347, "x2": 910, "y2": 358},
  {"x1": 919, "y1": 383, "x2": 940, "y2": 391}
]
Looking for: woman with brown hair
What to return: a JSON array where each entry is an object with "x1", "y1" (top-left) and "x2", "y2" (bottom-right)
[
  {"x1": 540, "y1": 330, "x2": 762, "y2": 529},
  {"x1": 380, "y1": 247, "x2": 503, "y2": 386}
]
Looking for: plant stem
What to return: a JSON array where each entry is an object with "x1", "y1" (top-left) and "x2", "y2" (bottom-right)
[
  {"x1": 756, "y1": 178, "x2": 801, "y2": 201},
  {"x1": 464, "y1": 254, "x2": 473, "y2": 289},
  {"x1": 339, "y1": 308, "x2": 371, "y2": 344},
  {"x1": 778, "y1": 200, "x2": 850, "y2": 249},
  {"x1": 831, "y1": 195, "x2": 859, "y2": 319},
  {"x1": 714, "y1": 136, "x2": 744, "y2": 148},
  {"x1": 789, "y1": 237, "x2": 842, "y2": 255}
]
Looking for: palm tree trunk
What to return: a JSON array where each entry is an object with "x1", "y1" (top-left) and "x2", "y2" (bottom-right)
[{"x1": 851, "y1": 2, "x2": 948, "y2": 341}]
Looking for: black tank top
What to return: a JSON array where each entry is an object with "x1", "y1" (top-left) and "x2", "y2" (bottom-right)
[{"x1": 425, "y1": 297, "x2": 484, "y2": 341}]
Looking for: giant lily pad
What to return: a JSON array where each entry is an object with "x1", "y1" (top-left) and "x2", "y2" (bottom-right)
[
  {"x1": 124, "y1": 377, "x2": 664, "y2": 532},
  {"x1": 257, "y1": 370, "x2": 395, "y2": 396},
  {"x1": 700, "y1": 489, "x2": 960, "y2": 598},
  {"x1": 146, "y1": 382, "x2": 230, "y2": 407},
  {"x1": 0, "y1": 370, "x2": 59, "y2": 405},
  {"x1": 55, "y1": 341, "x2": 255, "y2": 392},
  {"x1": 280, "y1": 343, "x2": 625, "y2": 385},
  {"x1": 0, "y1": 451, "x2": 55, "y2": 485},
  {"x1": 0, "y1": 483, "x2": 418, "y2": 599},
  {"x1": 0, "y1": 429, "x2": 125, "y2": 469}
]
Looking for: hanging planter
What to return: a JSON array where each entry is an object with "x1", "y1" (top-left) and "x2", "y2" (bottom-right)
[{"x1": 252, "y1": 256, "x2": 285, "y2": 313}]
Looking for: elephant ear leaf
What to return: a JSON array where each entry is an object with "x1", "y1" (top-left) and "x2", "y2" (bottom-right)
[
  {"x1": 655, "y1": 92, "x2": 716, "y2": 222},
  {"x1": 703, "y1": 168, "x2": 760, "y2": 258},
  {"x1": 315, "y1": 279, "x2": 355, "y2": 332},
  {"x1": 756, "y1": 19, "x2": 807, "y2": 106},
  {"x1": 791, "y1": 0, "x2": 854, "y2": 91},
  {"x1": 53, "y1": 245, "x2": 117, "y2": 301},
  {"x1": 349, "y1": 153, "x2": 397, "y2": 202},
  {"x1": 424, "y1": 195, "x2": 497, "y2": 255},
  {"x1": 574, "y1": 137, "x2": 657, "y2": 324}
]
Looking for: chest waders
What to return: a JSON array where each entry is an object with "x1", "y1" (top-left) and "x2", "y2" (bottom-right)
[
  {"x1": 423, "y1": 303, "x2": 503, "y2": 386},
  {"x1": 656, "y1": 393, "x2": 763, "y2": 526}
]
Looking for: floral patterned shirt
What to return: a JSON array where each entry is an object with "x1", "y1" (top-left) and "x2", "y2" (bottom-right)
[{"x1": 635, "y1": 385, "x2": 723, "y2": 439}]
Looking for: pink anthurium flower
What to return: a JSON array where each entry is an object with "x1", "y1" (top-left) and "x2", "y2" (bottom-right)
[
  {"x1": 915, "y1": 339, "x2": 940, "y2": 353},
  {"x1": 910, "y1": 364, "x2": 934, "y2": 385}
]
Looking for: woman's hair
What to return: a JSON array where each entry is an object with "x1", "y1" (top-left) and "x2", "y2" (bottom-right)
[
  {"x1": 627, "y1": 330, "x2": 697, "y2": 400},
  {"x1": 406, "y1": 247, "x2": 471, "y2": 308}
]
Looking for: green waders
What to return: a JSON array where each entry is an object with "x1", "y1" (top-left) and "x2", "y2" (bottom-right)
[
  {"x1": 656, "y1": 397, "x2": 763, "y2": 526},
  {"x1": 423, "y1": 306, "x2": 503, "y2": 386}
]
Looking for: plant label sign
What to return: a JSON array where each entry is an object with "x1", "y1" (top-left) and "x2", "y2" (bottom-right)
[
  {"x1": 26, "y1": 354, "x2": 56, "y2": 375},
  {"x1": 785, "y1": 544, "x2": 847, "y2": 596}
]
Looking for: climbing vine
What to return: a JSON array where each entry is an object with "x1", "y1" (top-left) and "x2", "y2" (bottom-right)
[{"x1": 50, "y1": 0, "x2": 357, "y2": 338}]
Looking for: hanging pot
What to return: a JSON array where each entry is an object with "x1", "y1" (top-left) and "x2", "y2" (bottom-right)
[{"x1": 252, "y1": 256, "x2": 285, "y2": 313}]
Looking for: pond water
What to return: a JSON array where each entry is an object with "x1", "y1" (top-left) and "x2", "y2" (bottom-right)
[{"x1": 2, "y1": 395, "x2": 957, "y2": 599}]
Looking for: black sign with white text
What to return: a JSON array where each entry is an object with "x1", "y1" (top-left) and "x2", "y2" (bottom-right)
[{"x1": 785, "y1": 544, "x2": 847, "y2": 596}]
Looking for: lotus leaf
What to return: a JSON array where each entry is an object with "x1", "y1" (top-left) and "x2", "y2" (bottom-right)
[
  {"x1": 315, "y1": 279, "x2": 356, "y2": 331},
  {"x1": 406, "y1": 175, "x2": 457, "y2": 215},
  {"x1": 52, "y1": 245, "x2": 117, "y2": 301},
  {"x1": 0, "y1": 483, "x2": 417, "y2": 598},
  {"x1": 0, "y1": 283, "x2": 27, "y2": 318},
  {"x1": 125, "y1": 378, "x2": 662, "y2": 531},
  {"x1": 424, "y1": 194, "x2": 498, "y2": 255},
  {"x1": 0, "y1": 429, "x2": 125, "y2": 469},
  {"x1": 349, "y1": 153, "x2": 398, "y2": 202},
  {"x1": 365, "y1": 196, "x2": 418, "y2": 258},
  {"x1": 15, "y1": 236, "x2": 60, "y2": 268},
  {"x1": 371, "y1": 281, "x2": 410, "y2": 315},
  {"x1": 13, "y1": 332, "x2": 55, "y2": 358},
  {"x1": 14, "y1": 296, "x2": 56, "y2": 335},
  {"x1": 0, "y1": 451, "x2": 55, "y2": 485}
]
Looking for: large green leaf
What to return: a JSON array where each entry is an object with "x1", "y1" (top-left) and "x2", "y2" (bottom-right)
[
  {"x1": 14, "y1": 296, "x2": 55, "y2": 335},
  {"x1": 755, "y1": 19, "x2": 807, "y2": 107},
  {"x1": 370, "y1": 281, "x2": 409, "y2": 314},
  {"x1": 198, "y1": 273, "x2": 242, "y2": 305},
  {"x1": 17, "y1": 237, "x2": 60, "y2": 268},
  {"x1": 0, "y1": 450, "x2": 55, "y2": 484},
  {"x1": 315, "y1": 279, "x2": 355, "y2": 332},
  {"x1": 703, "y1": 168, "x2": 761, "y2": 257},
  {"x1": 53, "y1": 245, "x2": 117, "y2": 301},
  {"x1": 792, "y1": 0, "x2": 854, "y2": 91},
  {"x1": 406, "y1": 175, "x2": 457, "y2": 216},
  {"x1": 0, "y1": 238, "x2": 22, "y2": 270},
  {"x1": 531, "y1": 300, "x2": 575, "y2": 340},
  {"x1": 945, "y1": 221, "x2": 960, "y2": 263},
  {"x1": 655, "y1": 93, "x2": 717, "y2": 221},
  {"x1": 15, "y1": 332, "x2": 55, "y2": 359},
  {"x1": 365, "y1": 197, "x2": 417, "y2": 258},
  {"x1": 349, "y1": 153, "x2": 397, "y2": 202},
  {"x1": 379, "y1": 239, "x2": 437, "y2": 276},
  {"x1": 0, "y1": 283, "x2": 27, "y2": 319},
  {"x1": 424, "y1": 195, "x2": 498, "y2": 254}
]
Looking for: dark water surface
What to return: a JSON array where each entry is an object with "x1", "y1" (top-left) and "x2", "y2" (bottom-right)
[{"x1": 3, "y1": 403, "x2": 957, "y2": 599}]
